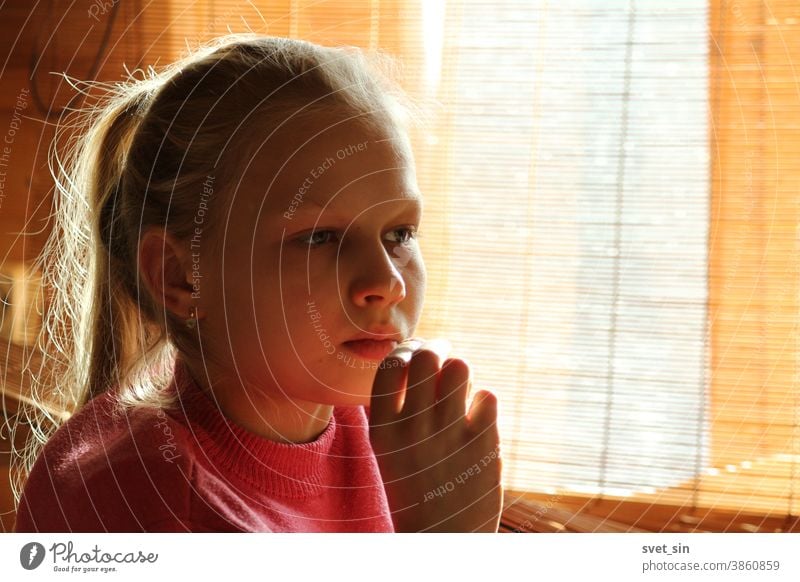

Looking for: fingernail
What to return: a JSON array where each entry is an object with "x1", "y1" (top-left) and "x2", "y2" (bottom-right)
[
  {"x1": 386, "y1": 337, "x2": 453, "y2": 364},
  {"x1": 387, "y1": 338, "x2": 424, "y2": 363},
  {"x1": 421, "y1": 338, "x2": 452, "y2": 361},
  {"x1": 398, "y1": 337, "x2": 425, "y2": 350}
]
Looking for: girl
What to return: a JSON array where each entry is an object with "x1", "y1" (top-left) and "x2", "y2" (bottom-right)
[{"x1": 13, "y1": 34, "x2": 503, "y2": 533}]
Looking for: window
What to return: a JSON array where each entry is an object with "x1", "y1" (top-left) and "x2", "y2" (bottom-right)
[{"x1": 415, "y1": 0, "x2": 713, "y2": 501}]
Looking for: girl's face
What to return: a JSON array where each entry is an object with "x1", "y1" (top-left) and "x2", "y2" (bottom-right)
[{"x1": 198, "y1": 115, "x2": 425, "y2": 407}]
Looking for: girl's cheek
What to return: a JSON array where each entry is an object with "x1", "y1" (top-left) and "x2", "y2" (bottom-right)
[{"x1": 407, "y1": 255, "x2": 426, "y2": 289}]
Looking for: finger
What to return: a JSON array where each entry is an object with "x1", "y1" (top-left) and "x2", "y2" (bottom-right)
[
  {"x1": 401, "y1": 349, "x2": 440, "y2": 420},
  {"x1": 419, "y1": 338, "x2": 452, "y2": 360},
  {"x1": 436, "y1": 358, "x2": 470, "y2": 429},
  {"x1": 368, "y1": 356, "x2": 408, "y2": 428},
  {"x1": 466, "y1": 389, "x2": 499, "y2": 434}
]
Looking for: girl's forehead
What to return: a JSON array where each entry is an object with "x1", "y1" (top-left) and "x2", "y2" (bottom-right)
[{"x1": 237, "y1": 119, "x2": 418, "y2": 217}]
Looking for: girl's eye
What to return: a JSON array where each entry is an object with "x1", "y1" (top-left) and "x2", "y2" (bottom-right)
[
  {"x1": 298, "y1": 230, "x2": 339, "y2": 247},
  {"x1": 297, "y1": 226, "x2": 418, "y2": 248},
  {"x1": 385, "y1": 226, "x2": 418, "y2": 245}
]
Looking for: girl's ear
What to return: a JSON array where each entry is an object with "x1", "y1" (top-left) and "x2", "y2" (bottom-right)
[{"x1": 138, "y1": 228, "x2": 200, "y2": 321}]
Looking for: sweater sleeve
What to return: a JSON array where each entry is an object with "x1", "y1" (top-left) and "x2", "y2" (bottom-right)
[
  {"x1": 14, "y1": 448, "x2": 198, "y2": 533},
  {"x1": 14, "y1": 407, "x2": 199, "y2": 533}
]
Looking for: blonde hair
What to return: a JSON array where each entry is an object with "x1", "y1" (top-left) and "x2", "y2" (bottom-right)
[{"x1": 12, "y1": 33, "x2": 416, "y2": 504}]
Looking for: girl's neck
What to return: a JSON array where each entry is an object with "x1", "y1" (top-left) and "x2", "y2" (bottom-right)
[{"x1": 178, "y1": 356, "x2": 335, "y2": 444}]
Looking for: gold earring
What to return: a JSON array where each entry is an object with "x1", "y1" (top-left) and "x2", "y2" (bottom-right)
[{"x1": 185, "y1": 306, "x2": 198, "y2": 329}]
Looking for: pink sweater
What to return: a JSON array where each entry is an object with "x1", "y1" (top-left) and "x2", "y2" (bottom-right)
[{"x1": 14, "y1": 360, "x2": 394, "y2": 532}]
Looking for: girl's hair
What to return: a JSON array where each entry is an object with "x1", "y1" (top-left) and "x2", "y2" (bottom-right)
[{"x1": 12, "y1": 33, "x2": 417, "y2": 504}]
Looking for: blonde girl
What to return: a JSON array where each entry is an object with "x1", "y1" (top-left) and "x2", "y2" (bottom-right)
[{"x1": 13, "y1": 34, "x2": 502, "y2": 533}]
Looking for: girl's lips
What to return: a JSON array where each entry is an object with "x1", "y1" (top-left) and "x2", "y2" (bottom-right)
[{"x1": 342, "y1": 339, "x2": 399, "y2": 360}]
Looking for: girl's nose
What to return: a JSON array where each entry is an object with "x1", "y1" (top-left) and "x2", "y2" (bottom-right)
[{"x1": 349, "y1": 246, "x2": 407, "y2": 307}]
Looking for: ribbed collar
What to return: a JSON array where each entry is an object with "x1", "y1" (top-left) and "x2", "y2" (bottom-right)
[{"x1": 166, "y1": 359, "x2": 338, "y2": 499}]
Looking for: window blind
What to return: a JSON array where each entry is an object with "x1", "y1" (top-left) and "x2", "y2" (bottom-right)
[
  {"x1": 414, "y1": 0, "x2": 713, "y2": 503},
  {"x1": 417, "y1": 0, "x2": 800, "y2": 518}
]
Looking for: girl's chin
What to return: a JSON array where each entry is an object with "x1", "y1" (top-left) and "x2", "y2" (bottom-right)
[
  {"x1": 329, "y1": 380, "x2": 375, "y2": 408},
  {"x1": 302, "y1": 360, "x2": 386, "y2": 406}
]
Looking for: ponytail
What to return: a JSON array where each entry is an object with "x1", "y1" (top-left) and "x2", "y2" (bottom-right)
[
  {"x1": 11, "y1": 76, "x2": 174, "y2": 503},
  {"x1": 88, "y1": 89, "x2": 166, "y2": 404}
]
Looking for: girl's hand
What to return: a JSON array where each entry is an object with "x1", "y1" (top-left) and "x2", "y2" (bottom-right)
[{"x1": 368, "y1": 342, "x2": 503, "y2": 532}]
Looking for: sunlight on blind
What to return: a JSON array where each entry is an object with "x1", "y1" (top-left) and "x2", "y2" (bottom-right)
[{"x1": 414, "y1": 0, "x2": 711, "y2": 499}]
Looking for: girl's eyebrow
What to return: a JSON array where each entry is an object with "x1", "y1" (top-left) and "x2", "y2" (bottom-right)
[{"x1": 281, "y1": 192, "x2": 422, "y2": 220}]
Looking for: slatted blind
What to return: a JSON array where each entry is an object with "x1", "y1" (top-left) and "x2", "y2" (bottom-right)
[
  {"x1": 415, "y1": 0, "x2": 713, "y2": 501},
  {"x1": 38, "y1": 0, "x2": 800, "y2": 518}
]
